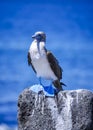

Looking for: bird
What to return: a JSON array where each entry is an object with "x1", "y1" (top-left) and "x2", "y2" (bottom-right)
[{"x1": 27, "y1": 31, "x2": 65, "y2": 94}]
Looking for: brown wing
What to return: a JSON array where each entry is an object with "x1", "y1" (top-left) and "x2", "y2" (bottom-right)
[
  {"x1": 27, "y1": 52, "x2": 36, "y2": 73},
  {"x1": 46, "y1": 51, "x2": 63, "y2": 80}
]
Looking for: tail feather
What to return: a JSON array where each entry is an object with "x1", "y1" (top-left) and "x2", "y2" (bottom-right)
[
  {"x1": 60, "y1": 82, "x2": 67, "y2": 87},
  {"x1": 52, "y1": 80, "x2": 64, "y2": 91}
]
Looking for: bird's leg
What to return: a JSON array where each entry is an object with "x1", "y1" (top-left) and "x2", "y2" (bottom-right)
[
  {"x1": 38, "y1": 77, "x2": 44, "y2": 94},
  {"x1": 49, "y1": 80, "x2": 53, "y2": 87},
  {"x1": 39, "y1": 77, "x2": 42, "y2": 85},
  {"x1": 54, "y1": 88, "x2": 62, "y2": 96},
  {"x1": 43, "y1": 80, "x2": 55, "y2": 95},
  {"x1": 39, "y1": 77, "x2": 43, "y2": 86},
  {"x1": 54, "y1": 89, "x2": 59, "y2": 95}
]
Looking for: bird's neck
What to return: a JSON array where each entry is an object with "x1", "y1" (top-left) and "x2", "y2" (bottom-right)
[
  {"x1": 36, "y1": 40, "x2": 45, "y2": 52},
  {"x1": 30, "y1": 40, "x2": 46, "y2": 54},
  {"x1": 36, "y1": 41, "x2": 40, "y2": 54}
]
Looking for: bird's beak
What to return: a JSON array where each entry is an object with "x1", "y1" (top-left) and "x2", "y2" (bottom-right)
[{"x1": 32, "y1": 34, "x2": 36, "y2": 39}]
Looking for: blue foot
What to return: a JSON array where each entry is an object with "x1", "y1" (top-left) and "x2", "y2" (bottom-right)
[
  {"x1": 38, "y1": 78, "x2": 56, "y2": 96},
  {"x1": 43, "y1": 85, "x2": 56, "y2": 95}
]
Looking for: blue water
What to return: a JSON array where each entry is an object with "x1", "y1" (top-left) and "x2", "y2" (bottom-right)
[{"x1": 0, "y1": 0, "x2": 93, "y2": 128}]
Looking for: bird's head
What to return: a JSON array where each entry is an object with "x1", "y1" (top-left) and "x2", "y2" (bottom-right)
[{"x1": 32, "y1": 31, "x2": 46, "y2": 42}]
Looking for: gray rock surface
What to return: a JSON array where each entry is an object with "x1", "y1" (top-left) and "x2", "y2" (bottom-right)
[{"x1": 17, "y1": 89, "x2": 93, "y2": 130}]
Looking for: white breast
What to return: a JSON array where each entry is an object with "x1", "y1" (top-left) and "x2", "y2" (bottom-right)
[{"x1": 29, "y1": 41, "x2": 57, "y2": 80}]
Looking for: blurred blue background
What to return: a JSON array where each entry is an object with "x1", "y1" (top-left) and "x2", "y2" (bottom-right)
[{"x1": 0, "y1": 0, "x2": 93, "y2": 129}]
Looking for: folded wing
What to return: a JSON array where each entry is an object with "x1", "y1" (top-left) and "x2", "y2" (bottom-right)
[
  {"x1": 46, "y1": 51, "x2": 63, "y2": 80},
  {"x1": 27, "y1": 52, "x2": 36, "y2": 73}
]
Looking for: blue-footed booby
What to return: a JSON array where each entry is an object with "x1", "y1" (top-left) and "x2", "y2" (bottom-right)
[{"x1": 28, "y1": 31, "x2": 65, "y2": 93}]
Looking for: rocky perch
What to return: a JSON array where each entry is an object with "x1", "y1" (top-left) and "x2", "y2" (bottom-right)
[{"x1": 17, "y1": 89, "x2": 93, "y2": 130}]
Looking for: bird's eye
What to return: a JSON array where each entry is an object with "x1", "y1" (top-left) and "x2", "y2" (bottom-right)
[
  {"x1": 37, "y1": 34, "x2": 42, "y2": 39},
  {"x1": 38, "y1": 34, "x2": 41, "y2": 37}
]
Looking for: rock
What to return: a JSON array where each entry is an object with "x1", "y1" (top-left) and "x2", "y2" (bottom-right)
[{"x1": 17, "y1": 88, "x2": 93, "y2": 130}]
